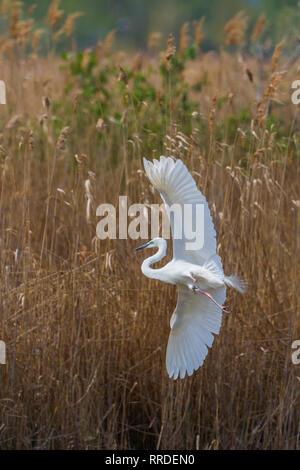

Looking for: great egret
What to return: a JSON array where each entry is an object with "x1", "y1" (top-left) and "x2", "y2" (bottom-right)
[{"x1": 136, "y1": 156, "x2": 245, "y2": 379}]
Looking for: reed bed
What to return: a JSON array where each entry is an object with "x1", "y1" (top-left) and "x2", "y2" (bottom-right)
[{"x1": 0, "y1": 1, "x2": 299, "y2": 449}]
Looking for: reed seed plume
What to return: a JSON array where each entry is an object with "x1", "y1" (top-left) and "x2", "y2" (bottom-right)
[
  {"x1": 31, "y1": 28, "x2": 44, "y2": 52},
  {"x1": 9, "y1": 1, "x2": 22, "y2": 39},
  {"x1": 95, "y1": 39, "x2": 102, "y2": 62},
  {"x1": 251, "y1": 13, "x2": 266, "y2": 42},
  {"x1": 62, "y1": 12, "x2": 83, "y2": 38},
  {"x1": 223, "y1": 11, "x2": 247, "y2": 46},
  {"x1": 131, "y1": 53, "x2": 143, "y2": 73},
  {"x1": 56, "y1": 126, "x2": 70, "y2": 150},
  {"x1": 193, "y1": 17, "x2": 204, "y2": 47},
  {"x1": 165, "y1": 32, "x2": 176, "y2": 61},
  {"x1": 147, "y1": 31, "x2": 162, "y2": 50},
  {"x1": 28, "y1": 4, "x2": 36, "y2": 16},
  {"x1": 46, "y1": 0, "x2": 64, "y2": 29},
  {"x1": 1, "y1": 0, "x2": 10, "y2": 15},
  {"x1": 118, "y1": 65, "x2": 128, "y2": 86},
  {"x1": 272, "y1": 40, "x2": 284, "y2": 72},
  {"x1": 102, "y1": 29, "x2": 116, "y2": 56},
  {"x1": 179, "y1": 22, "x2": 189, "y2": 55}
]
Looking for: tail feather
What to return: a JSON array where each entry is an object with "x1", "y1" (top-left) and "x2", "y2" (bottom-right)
[{"x1": 224, "y1": 275, "x2": 247, "y2": 294}]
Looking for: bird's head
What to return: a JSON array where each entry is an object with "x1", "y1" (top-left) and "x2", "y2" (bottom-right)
[{"x1": 135, "y1": 237, "x2": 166, "y2": 252}]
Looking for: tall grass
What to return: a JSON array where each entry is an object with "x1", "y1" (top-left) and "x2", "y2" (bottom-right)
[{"x1": 0, "y1": 2, "x2": 299, "y2": 449}]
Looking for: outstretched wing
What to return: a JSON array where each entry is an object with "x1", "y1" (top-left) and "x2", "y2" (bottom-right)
[
  {"x1": 166, "y1": 285, "x2": 226, "y2": 379},
  {"x1": 143, "y1": 156, "x2": 217, "y2": 265}
]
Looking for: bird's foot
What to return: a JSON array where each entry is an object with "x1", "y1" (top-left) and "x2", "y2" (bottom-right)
[
  {"x1": 221, "y1": 305, "x2": 231, "y2": 314},
  {"x1": 192, "y1": 286, "x2": 230, "y2": 313}
]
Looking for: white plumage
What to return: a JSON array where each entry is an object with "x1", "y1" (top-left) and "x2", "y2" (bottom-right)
[{"x1": 136, "y1": 156, "x2": 244, "y2": 379}]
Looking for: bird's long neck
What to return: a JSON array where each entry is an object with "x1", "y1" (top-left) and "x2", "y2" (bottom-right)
[{"x1": 141, "y1": 243, "x2": 167, "y2": 280}]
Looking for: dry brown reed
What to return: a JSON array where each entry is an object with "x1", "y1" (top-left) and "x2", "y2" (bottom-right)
[
  {"x1": 179, "y1": 22, "x2": 189, "y2": 56},
  {"x1": 102, "y1": 29, "x2": 116, "y2": 57},
  {"x1": 224, "y1": 11, "x2": 248, "y2": 47},
  {"x1": 56, "y1": 12, "x2": 83, "y2": 39},
  {"x1": 165, "y1": 33, "x2": 176, "y2": 61},
  {"x1": 272, "y1": 40, "x2": 284, "y2": 73},
  {"x1": 147, "y1": 32, "x2": 162, "y2": 51},
  {"x1": 193, "y1": 18, "x2": 204, "y2": 47},
  {"x1": 0, "y1": 10, "x2": 299, "y2": 451},
  {"x1": 46, "y1": 0, "x2": 64, "y2": 30},
  {"x1": 251, "y1": 13, "x2": 266, "y2": 42}
]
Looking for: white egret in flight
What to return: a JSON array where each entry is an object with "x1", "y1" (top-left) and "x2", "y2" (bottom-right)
[{"x1": 136, "y1": 156, "x2": 245, "y2": 379}]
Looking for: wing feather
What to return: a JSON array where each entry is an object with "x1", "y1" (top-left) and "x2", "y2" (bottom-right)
[
  {"x1": 166, "y1": 285, "x2": 226, "y2": 379},
  {"x1": 143, "y1": 156, "x2": 217, "y2": 264}
]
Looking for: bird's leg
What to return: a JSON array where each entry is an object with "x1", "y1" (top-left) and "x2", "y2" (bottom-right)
[
  {"x1": 192, "y1": 286, "x2": 230, "y2": 314},
  {"x1": 189, "y1": 274, "x2": 230, "y2": 313}
]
